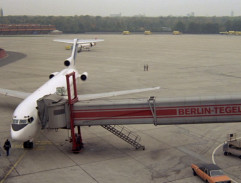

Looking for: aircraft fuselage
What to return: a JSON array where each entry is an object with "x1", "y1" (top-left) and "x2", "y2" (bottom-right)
[{"x1": 11, "y1": 68, "x2": 79, "y2": 142}]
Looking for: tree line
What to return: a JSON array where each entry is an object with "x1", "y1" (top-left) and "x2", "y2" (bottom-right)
[{"x1": 0, "y1": 15, "x2": 241, "y2": 34}]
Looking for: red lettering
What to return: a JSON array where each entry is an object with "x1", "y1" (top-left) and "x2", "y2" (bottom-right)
[
  {"x1": 204, "y1": 108, "x2": 211, "y2": 114},
  {"x1": 191, "y1": 108, "x2": 196, "y2": 115},
  {"x1": 179, "y1": 105, "x2": 241, "y2": 116},
  {"x1": 198, "y1": 108, "x2": 201, "y2": 114},
  {"x1": 225, "y1": 107, "x2": 232, "y2": 113},
  {"x1": 232, "y1": 106, "x2": 238, "y2": 113},
  {"x1": 197, "y1": 108, "x2": 204, "y2": 115},
  {"x1": 179, "y1": 109, "x2": 185, "y2": 115},
  {"x1": 220, "y1": 107, "x2": 225, "y2": 113},
  {"x1": 185, "y1": 108, "x2": 190, "y2": 115},
  {"x1": 214, "y1": 107, "x2": 225, "y2": 114}
]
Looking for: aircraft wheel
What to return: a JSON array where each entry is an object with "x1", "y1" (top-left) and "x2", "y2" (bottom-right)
[
  {"x1": 224, "y1": 152, "x2": 228, "y2": 156},
  {"x1": 23, "y1": 141, "x2": 33, "y2": 149}
]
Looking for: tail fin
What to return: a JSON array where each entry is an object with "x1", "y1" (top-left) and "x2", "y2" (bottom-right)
[
  {"x1": 70, "y1": 38, "x2": 78, "y2": 66},
  {"x1": 61, "y1": 39, "x2": 78, "y2": 67},
  {"x1": 54, "y1": 38, "x2": 104, "y2": 67}
]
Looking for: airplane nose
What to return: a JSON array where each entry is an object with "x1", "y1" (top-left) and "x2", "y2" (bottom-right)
[
  {"x1": 11, "y1": 128, "x2": 19, "y2": 140},
  {"x1": 11, "y1": 125, "x2": 31, "y2": 141}
]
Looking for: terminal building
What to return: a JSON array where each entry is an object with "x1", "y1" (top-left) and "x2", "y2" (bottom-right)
[{"x1": 0, "y1": 24, "x2": 56, "y2": 35}]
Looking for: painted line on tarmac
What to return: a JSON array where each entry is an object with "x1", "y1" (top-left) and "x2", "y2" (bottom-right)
[
  {"x1": 0, "y1": 151, "x2": 27, "y2": 183},
  {"x1": 212, "y1": 143, "x2": 223, "y2": 165},
  {"x1": 212, "y1": 142, "x2": 238, "y2": 183}
]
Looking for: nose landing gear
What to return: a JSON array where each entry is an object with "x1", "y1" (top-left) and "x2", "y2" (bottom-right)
[{"x1": 23, "y1": 140, "x2": 33, "y2": 149}]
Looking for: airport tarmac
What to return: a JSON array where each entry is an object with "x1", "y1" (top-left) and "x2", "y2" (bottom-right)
[{"x1": 1, "y1": 34, "x2": 241, "y2": 182}]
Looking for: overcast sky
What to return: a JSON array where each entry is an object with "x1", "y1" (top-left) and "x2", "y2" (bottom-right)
[{"x1": 1, "y1": 0, "x2": 241, "y2": 17}]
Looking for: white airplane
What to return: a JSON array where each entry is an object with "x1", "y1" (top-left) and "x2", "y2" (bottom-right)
[
  {"x1": 0, "y1": 39, "x2": 159, "y2": 148},
  {"x1": 54, "y1": 38, "x2": 104, "y2": 52}
]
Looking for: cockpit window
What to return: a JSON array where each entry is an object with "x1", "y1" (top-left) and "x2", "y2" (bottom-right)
[
  {"x1": 28, "y1": 117, "x2": 34, "y2": 123},
  {"x1": 13, "y1": 119, "x2": 18, "y2": 124},
  {"x1": 19, "y1": 120, "x2": 27, "y2": 124},
  {"x1": 12, "y1": 117, "x2": 34, "y2": 124}
]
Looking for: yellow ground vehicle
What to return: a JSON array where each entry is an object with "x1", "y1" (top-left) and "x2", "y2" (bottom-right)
[
  {"x1": 173, "y1": 31, "x2": 181, "y2": 35},
  {"x1": 144, "y1": 31, "x2": 151, "y2": 35},
  {"x1": 122, "y1": 31, "x2": 130, "y2": 35}
]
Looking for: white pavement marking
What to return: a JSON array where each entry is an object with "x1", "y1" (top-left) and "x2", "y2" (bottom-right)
[{"x1": 212, "y1": 143, "x2": 223, "y2": 165}]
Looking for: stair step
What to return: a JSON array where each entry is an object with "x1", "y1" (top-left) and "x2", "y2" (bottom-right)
[{"x1": 102, "y1": 125, "x2": 145, "y2": 150}]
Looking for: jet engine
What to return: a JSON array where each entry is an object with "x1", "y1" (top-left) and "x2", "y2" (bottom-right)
[
  {"x1": 49, "y1": 72, "x2": 59, "y2": 79},
  {"x1": 90, "y1": 42, "x2": 96, "y2": 47},
  {"x1": 80, "y1": 72, "x2": 88, "y2": 81},
  {"x1": 64, "y1": 57, "x2": 72, "y2": 67}
]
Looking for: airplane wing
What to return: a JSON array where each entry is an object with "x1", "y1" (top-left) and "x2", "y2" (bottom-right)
[
  {"x1": 0, "y1": 88, "x2": 31, "y2": 99},
  {"x1": 54, "y1": 39, "x2": 104, "y2": 44},
  {"x1": 78, "y1": 87, "x2": 160, "y2": 101},
  {"x1": 0, "y1": 87, "x2": 160, "y2": 101}
]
